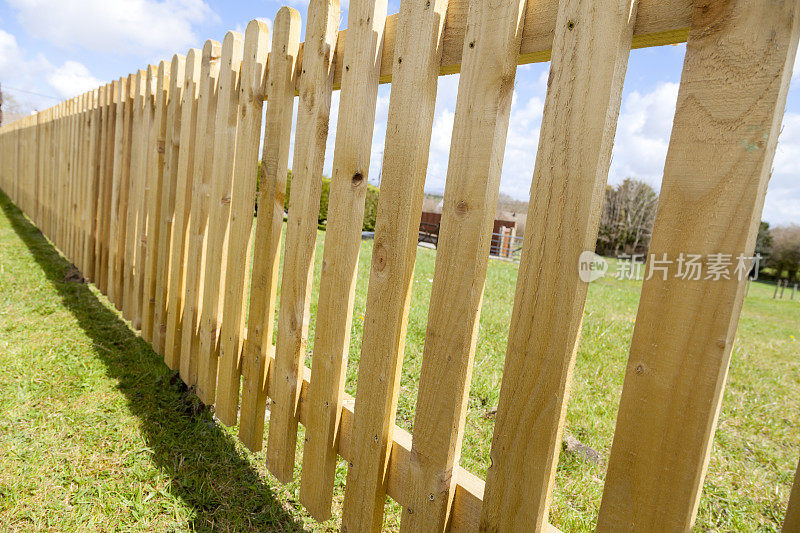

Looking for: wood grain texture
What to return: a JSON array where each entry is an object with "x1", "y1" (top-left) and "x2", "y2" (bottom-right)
[
  {"x1": 303, "y1": 0, "x2": 442, "y2": 527},
  {"x1": 300, "y1": 0, "x2": 388, "y2": 523},
  {"x1": 598, "y1": 1, "x2": 800, "y2": 530},
  {"x1": 479, "y1": 0, "x2": 636, "y2": 530},
  {"x1": 399, "y1": 0, "x2": 529, "y2": 529},
  {"x1": 141, "y1": 61, "x2": 170, "y2": 343},
  {"x1": 74, "y1": 93, "x2": 86, "y2": 274},
  {"x1": 95, "y1": 82, "x2": 116, "y2": 294},
  {"x1": 238, "y1": 7, "x2": 300, "y2": 456},
  {"x1": 286, "y1": 0, "x2": 344, "y2": 517},
  {"x1": 83, "y1": 89, "x2": 100, "y2": 281},
  {"x1": 785, "y1": 458, "x2": 800, "y2": 532},
  {"x1": 179, "y1": 39, "x2": 221, "y2": 387},
  {"x1": 247, "y1": 335, "x2": 561, "y2": 533},
  {"x1": 131, "y1": 65, "x2": 158, "y2": 330},
  {"x1": 67, "y1": 95, "x2": 78, "y2": 263},
  {"x1": 108, "y1": 76, "x2": 133, "y2": 308},
  {"x1": 239, "y1": 0, "x2": 339, "y2": 456},
  {"x1": 289, "y1": 0, "x2": 689, "y2": 91},
  {"x1": 264, "y1": 4, "x2": 331, "y2": 480},
  {"x1": 122, "y1": 70, "x2": 147, "y2": 322},
  {"x1": 152, "y1": 55, "x2": 186, "y2": 356},
  {"x1": 214, "y1": 18, "x2": 272, "y2": 426},
  {"x1": 196, "y1": 31, "x2": 244, "y2": 405},
  {"x1": 165, "y1": 48, "x2": 201, "y2": 371}
]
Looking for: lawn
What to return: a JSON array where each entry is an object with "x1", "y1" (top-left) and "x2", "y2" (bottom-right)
[{"x1": 0, "y1": 189, "x2": 798, "y2": 531}]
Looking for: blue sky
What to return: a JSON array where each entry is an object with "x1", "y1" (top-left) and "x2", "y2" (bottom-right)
[{"x1": 1, "y1": 0, "x2": 798, "y2": 225}]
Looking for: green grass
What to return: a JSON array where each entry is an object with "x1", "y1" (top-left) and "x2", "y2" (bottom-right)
[{"x1": 0, "y1": 189, "x2": 798, "y2": 531}]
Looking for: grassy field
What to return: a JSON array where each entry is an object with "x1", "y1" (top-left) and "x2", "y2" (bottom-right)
[{"x1": 1, "y1": 189, "x2": 798, "y2": 531}]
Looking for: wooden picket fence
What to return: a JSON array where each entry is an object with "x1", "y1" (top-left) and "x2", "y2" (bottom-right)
[{"x1": 1, "y1": 0, "x2": 799, "y2": 531}]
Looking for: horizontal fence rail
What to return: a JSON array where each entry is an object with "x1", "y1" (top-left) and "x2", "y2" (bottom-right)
[{"x1": 1, "y1": 0, "x2": 798, "y2": 531}]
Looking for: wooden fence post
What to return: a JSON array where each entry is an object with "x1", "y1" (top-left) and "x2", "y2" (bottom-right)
[
  {"x1": 785, "y1": 458, "x2": 800, "y2": 532},
  {"x1": 151, "y1": 55, "x2": 186, "y2": 355},
  {"x1": 480, "y1": 0, "x2": 637, "y2": 530},
  {"x1": 196, "y1": 31, "x2": 244, "y2": 405},
  {"x1": 141, "y1": 60, "x2": 172, "y2": 342},
  {"x1": 598, "y1": 1, "x2": 800, "y2": 530},
  {"x1": 215, "y1": 17, "x2": 273, "y2": 425},
  {"x1": 164, "y1": 47, "x2": 202, "y2": 371},
  {"x1": 179, "y1": 39, "x2": 221, "y2": 387}
]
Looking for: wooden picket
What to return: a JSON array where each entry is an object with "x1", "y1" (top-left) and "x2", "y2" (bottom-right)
[
  {"x1": 179, "y1": 39, "x2": 221, "y2": 387},
  {"x1": 0, "y1": 1, "x2": 798, "y2": 532},
  {"x1": 164, "y1": 47, "x2": 202, "y2": 371},
  {"x1": 597, "y1": 2, "x2": 799, "y2": 529},
  {"x1": 480, "y1": 0, "x2": 636, "y2": 529},
  {"x1": 141, "y1": 60, "x2": 170, "y2": 343},
  {"x1": 152, "y1": 55, "x2": 185, "y2": 355},
  {"x1": 306, "y1": 0, "x2": 388, "y2": 516},
  {"x1": 196, "y1": 31, "x2": 244, "y2": 405},
  {"x1": 215, "y1": 17, "x2": 272, "y2": 426}
]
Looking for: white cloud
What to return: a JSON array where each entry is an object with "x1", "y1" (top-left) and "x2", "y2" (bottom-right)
[
  {"x1": 607, "y1": 82, "x2": 800, "y2": 225},
  {"x1": 0, "y1": 30, "x2": 22, "y2": 77},
  {"x1": 0, "y1": 29, "x2": 56, "y2": 112},
  {"x1": 7, "y1": 0, "x2": 216, "y2": 57},
  {"x1": 764, "y1": 112, "x2": 800, "y2": 225},
  {"x1": 608, "y1": 82, "x2": 680, "y2": 189},
  {"x1": 46, "y1": 61, "x2": 103, "y2": 99},
  {"x1": 499, "y1": 90, "x2": 545, "y2": 199}
]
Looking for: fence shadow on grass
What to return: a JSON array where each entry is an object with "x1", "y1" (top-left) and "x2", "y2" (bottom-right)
[{"x1": 0, "y1": 190, "x2": 307, "y2": 532}]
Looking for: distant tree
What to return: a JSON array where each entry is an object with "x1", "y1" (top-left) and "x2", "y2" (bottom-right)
[
  {"x1": 767, "y1": 224, "x2": 800, "y2": 281},
  {"x1": 258, "y1": 165, "x2": 378, "y2": 231},
  {"x1": 596, "y1": 178, "x2": 658, "y2": 257},
  {"x1": 755, "y1": 220, "x2": 773, "y2": 259}
]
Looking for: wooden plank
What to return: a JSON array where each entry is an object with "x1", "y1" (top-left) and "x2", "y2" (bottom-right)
[
  {"x1": 122, "y1": 69, "x2": 148, "y2": 323},
  {"x1": 95, "y1": 82, "x2": 115, "y2": 294},
  {"x1": 84, "y1": 89, "x2": 101, "y2": 282},
  {"x1": 75, "y1": 93, "x2": 85, "y2": 266},
  {"x1": 300, "y1": 0, "x2": 388, "y2": 511},
  {"x1": 49, "y1": 105, "x2": 59, "y2": 248},
  {"x1": 179, "y1": 39, "x2": 222, "y2": 387},
  {"x1": 395, "y1": 0, "x2": 536, "y2": 528},
  {"x1": 103, "y1": 80, "x2": 119, "y2": 292},
  {"x1": 152, "y1": 54, "x2": 186, "y2": 356},
  {"x1": 597, "y1": 1, "x2": 800, "y2": 530},
  {"x1": 108, "y1": 76, "x2": 133, "y2": 308},
  {"x1": 478, "y1": 0, "x2": 636, "y2": 530},
  {"x1": 68, "y1": 94, "x2": 79, "y2": 267},
  {"x1": 141, "y1": 61, "x2": 171, "y2": 342},
  {"x1": 67, "y1": 94, "x2": 78, "y2": 264},
  {"x1": 196, "y1": 30, "x2": 244, "y2": 405},
  {"x1": 131, "y1": 65, "x2": 158, "y2": 330},
  {"x1": 289, "y1": 0, "x2": 689, "y2": 92},
  {"x1": 238, "y1": 334, "x2": 563, "y2": 533},
  {"x1": 233, "y1": 11, "x2": 298, "y2": 449},
  {"x1": 165, "y1": 47, "x2": 202, "y2": 371},
  {"x1": 84, "y1": 89, "x2": 97, "y2": 277},
  {"x1": 285, "y1": 0, "x2": 341, "y2": 513},
  {"x1": 61, "y1": 99, "x2": 71, "y2": 254},
  {"x1": 214, "y1": 18, "x2": 273, "y2": 425},
  {"x1": 67, "y1": 95, "x2": 79, "y2": 263},
  {"x1": 309, "y1": 0, "x2": 437, "y2": 523},
  {"x1": 785, "y1": 458, "x2": 800, "y2": 532},
  {"x1": 74, "y1": 94, "x2": 85, "y2": 265},
  {"x1": 95, "y1": 83, "x2": 109, "y2": 293},
  {"x1": 259, "y1": 5, "x2": 320, "y2": 479},
  {"x1": 55, "y1": 102, "x2": 67, "y2": 252}
]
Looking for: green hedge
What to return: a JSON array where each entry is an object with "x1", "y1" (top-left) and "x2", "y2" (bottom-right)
[{"x1": 258, "y1": 164, "x2": 379, "y2": 231}]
